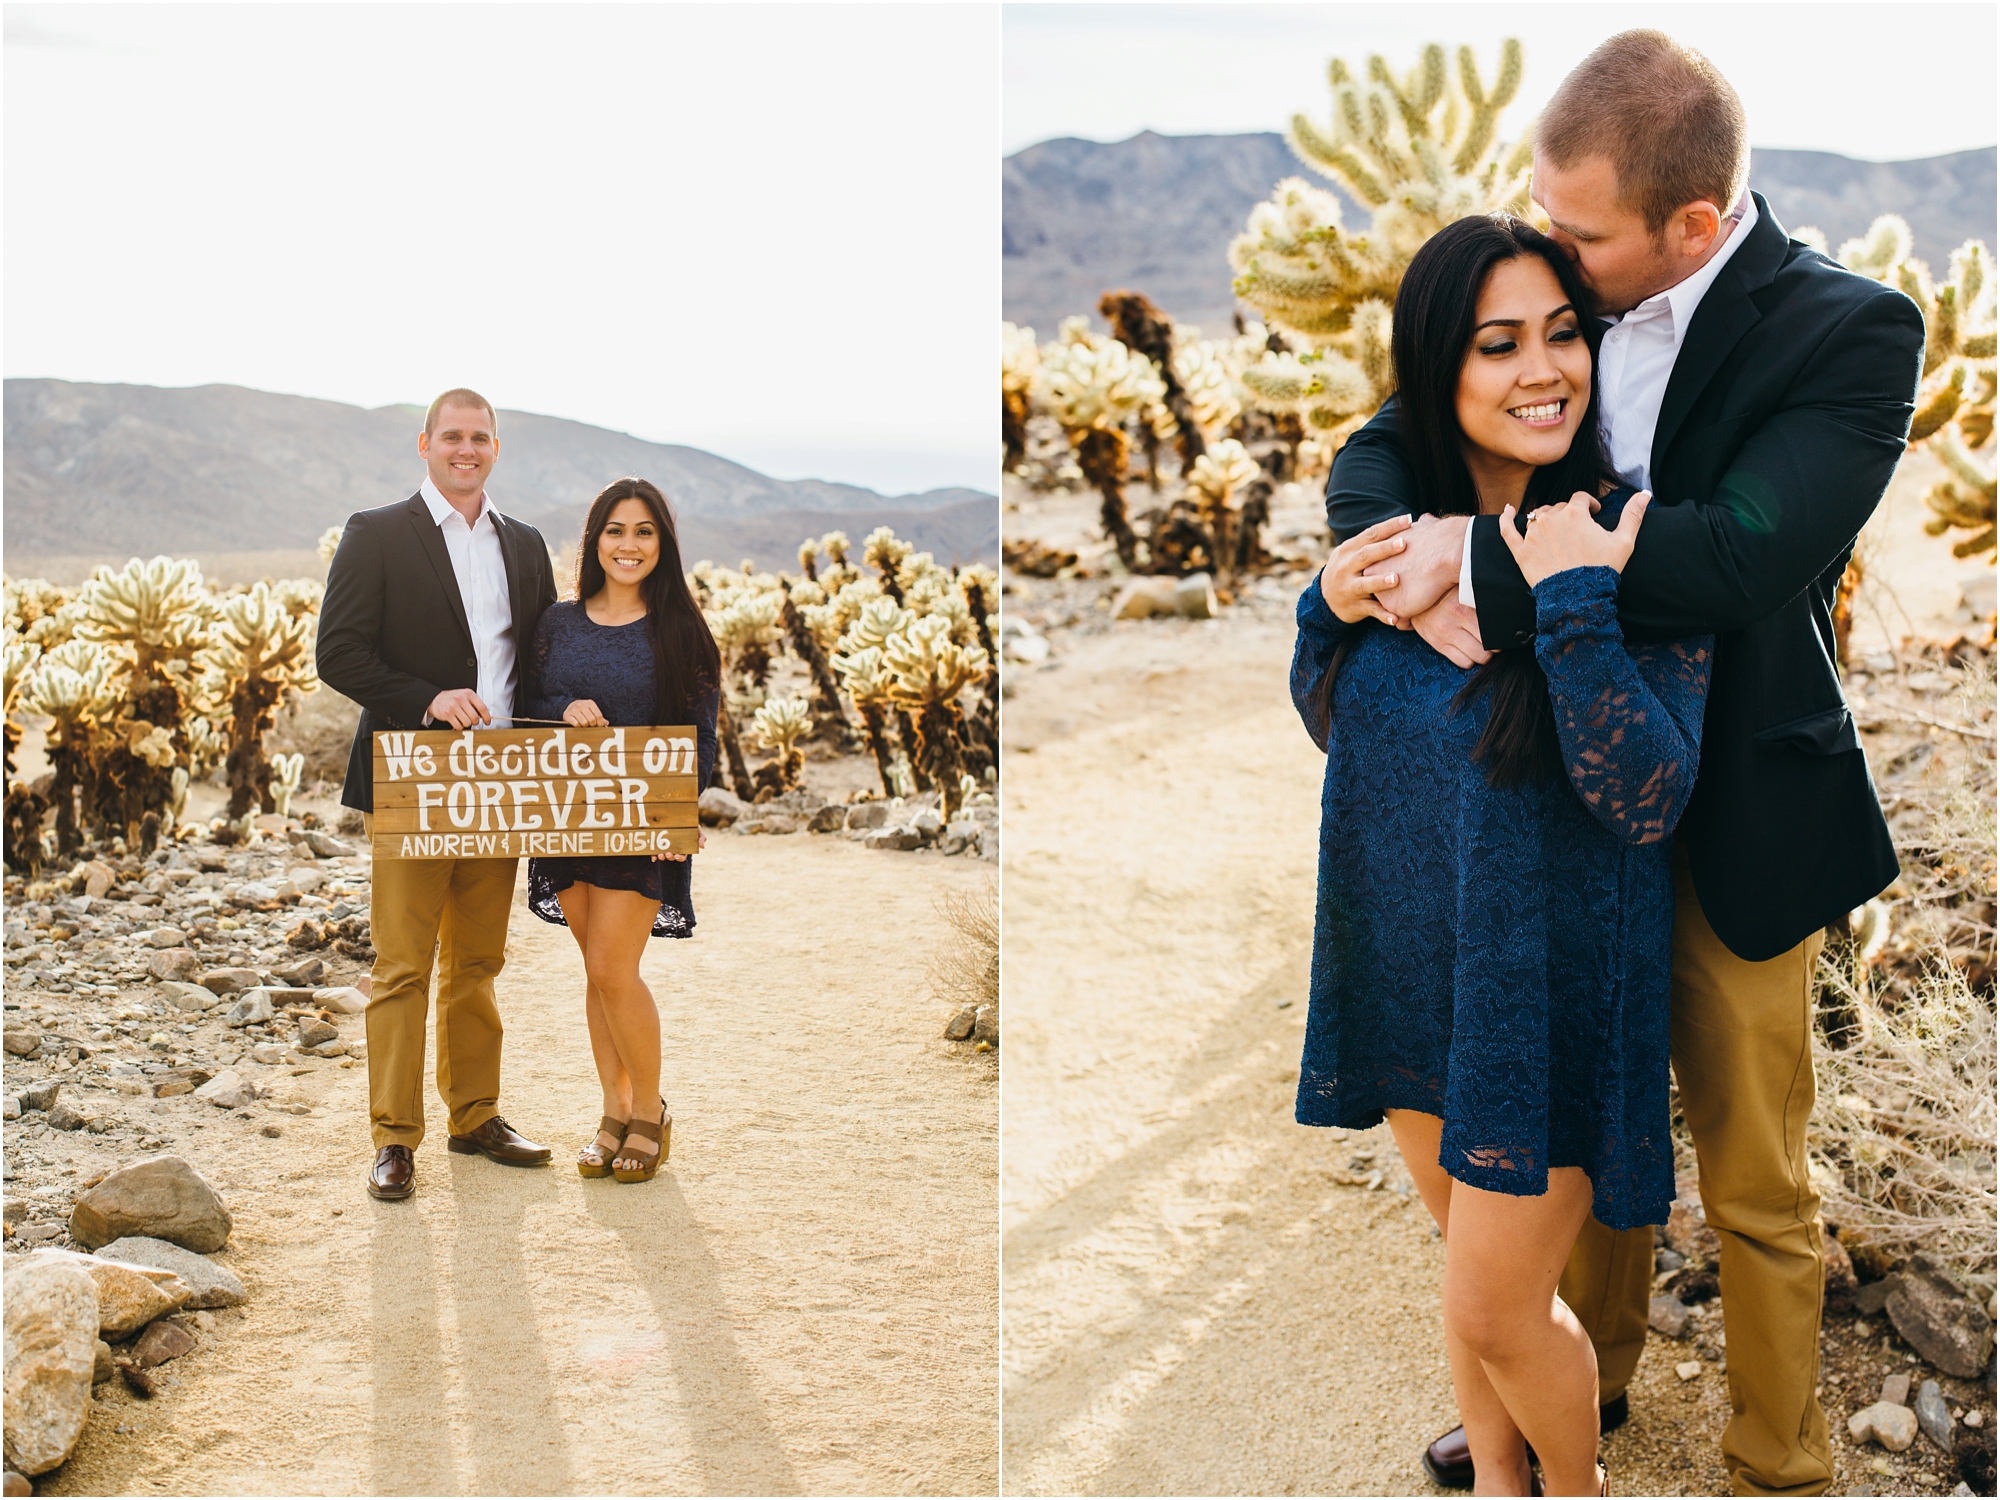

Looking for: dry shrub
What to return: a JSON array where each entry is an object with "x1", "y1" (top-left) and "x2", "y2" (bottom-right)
[{"x1": 931, "y1": 876, "x2": 998, "y2": 1014}]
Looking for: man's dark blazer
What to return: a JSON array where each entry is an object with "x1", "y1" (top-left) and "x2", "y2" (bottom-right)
[
  {"x1": 317, "y1": 492, "x2": 559, "y2": 814},
  {"x1": 1326, "y1": 194, "x2": 1926, "y2": 962}
]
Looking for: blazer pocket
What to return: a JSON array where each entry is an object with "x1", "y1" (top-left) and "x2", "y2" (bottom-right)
[{"x1": 1752, "y1": 704, "x2": 1859, "y2": 756}]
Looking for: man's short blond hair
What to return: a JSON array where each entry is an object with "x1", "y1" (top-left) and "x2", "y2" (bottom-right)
[
  {"x1": 1536, "y1": 30, "x2": 1748, "y2": 235},
  {"x1": 424, "y1": 388, "x2": 497, "y2": 437}
]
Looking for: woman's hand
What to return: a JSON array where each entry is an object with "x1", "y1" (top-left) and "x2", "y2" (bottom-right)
[
  {"x1": 1499, "y1": 491, "x2": 1650, "y2": 588},
  {"x1": 563, "y1": 699, "x2": 609, "y2": 728},
  {"x1": 1318, "y1": 514, "x2": 1413, "y2": 625},
  {"x1": 657, "y1": 826, "x2": 706, "y2": 863}
]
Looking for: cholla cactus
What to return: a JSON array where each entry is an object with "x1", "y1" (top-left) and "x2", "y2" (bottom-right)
[
  {"x1": 751, "y1": 695, "x2": 811, "y2": 792},
  {"x1": 316, "y1": 525, "x2": 344, "y2": 566},
  {"x1": 4, "y1": 632, "x2": 41, "y2": 781},
  {"x1": 1102, "y1": 290, "x2": 1208, "y2": 477},
  {"x1": 201, "y1": 581, "x2": 320, "y2": 819},
  {"x1": 832, "y1": 645, "x2": 905, "y2": 798},
  {"x1": 23, "y1": 641, "x2": 118, "y2": 857},
  {"x1": 1034, "y1": 317, "x2": 1171, "y2": 568},
  {"x1": 1171, "y1": 330, "x2": 1246, "y2": 445},
  {"x1": 1230, "y1": 40, "x2": 1531, "y2": 455},
  {"x1": 1837, "y1": 219, "x2": 1997, "y2": 557},
  {"x1": 882, "y1": 615, "x2": 990, "y2": 821},
  {"x1": 1003, "y1": 322, "x2": 1042, "y2": 473},
  {"x1": 268, "y1": 751, "x2": 305, "y2": 818},
  {"x1": 864, "y1": 526, "x2": 915, "y2": 604},
  {"x1": 1189, "y1": 439, "x2": 1265, "y2": 580}
]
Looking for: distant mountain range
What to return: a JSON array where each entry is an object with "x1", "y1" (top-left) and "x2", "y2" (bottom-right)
[
  {"x1": 1004, "y1": 133, "x2": 1998, "y2": 335},
  {"x1": 3, "y1": 379, "x2": 994, "y2": 568}
]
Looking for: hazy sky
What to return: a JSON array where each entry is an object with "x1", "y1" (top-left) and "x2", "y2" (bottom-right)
[
  {"x1": 1003, "y1": 3, "x2": 1999, "y2": 161},
  {"x1": 5, "y1": 4, "x2": 998, "y2": 498}
]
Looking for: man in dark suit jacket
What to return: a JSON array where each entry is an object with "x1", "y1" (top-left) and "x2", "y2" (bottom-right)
[
  {"x1": 1323, "y1": 33, "x2": 1923, "y2": 1497},
  {"x1": 318, "y1": 389, "x2": 561, "y2": 1201}
]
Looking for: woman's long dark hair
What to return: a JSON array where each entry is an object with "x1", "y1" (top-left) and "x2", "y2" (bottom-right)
[
  {"x1": 573, "y1": 477, "x2": 720, "y2": 725},
  {"x1": 1329, "y1": 213, "x2": 1613, "y2": 787}
]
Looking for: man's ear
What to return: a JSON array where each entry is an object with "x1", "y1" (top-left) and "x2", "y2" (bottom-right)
[
  {"x1": 1676, "y1": 200, "x2": 1724, "y2": 262},
  {"x1": 418, "y1": 430, "x2": 430, "y2": 458}
]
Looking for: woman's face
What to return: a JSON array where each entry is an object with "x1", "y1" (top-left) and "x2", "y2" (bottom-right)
[
  {"x1": 1455, "y1": 253, "x2": 1591, "y2": 474},
  {"x1": 597, "y1": 497, "x2": 661, "y2": 586}
]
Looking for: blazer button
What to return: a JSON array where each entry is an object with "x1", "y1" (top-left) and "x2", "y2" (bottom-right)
[{"x1": 466, "y1": 656, "x2": 476, "y2": 667}]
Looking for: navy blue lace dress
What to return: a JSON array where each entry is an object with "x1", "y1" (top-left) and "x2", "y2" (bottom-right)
[
  {"x1": 520, "y1": 600, "x2": 719, "y2": 939},
  {"x1": 1290, "y1": 560, "x2": 1712, "y2": 1230}
]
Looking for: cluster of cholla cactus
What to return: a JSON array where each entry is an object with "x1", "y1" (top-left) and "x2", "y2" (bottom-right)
[
  {"x1": 691, "y1": 526, "x2": 996, "y2": 813},
  {"x1": 1, "y1": 559, "x2": 326, "y2": 872},
  {"x1": 1028, "y1": 315, "x2": 1171, "y2": 569},
  {"x1": 1815, "y1": 217, "x2": 1996, "y2": 561},
  {"x1": 1228, "y1": 40, "x2": 1530, "y2": 456}
]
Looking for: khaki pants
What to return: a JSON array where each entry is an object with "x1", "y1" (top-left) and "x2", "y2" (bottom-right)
[
  {"x1": 361, "y1": 813, "x2": 519, "y2": 1150},
  {"x1": 1560, "y1": 845, "x2": 1831, "y2": 1496}
]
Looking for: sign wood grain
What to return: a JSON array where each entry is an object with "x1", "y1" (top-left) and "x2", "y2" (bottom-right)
[{"x1": 370, "y1": 725, "x2": 700, "y2": 860}]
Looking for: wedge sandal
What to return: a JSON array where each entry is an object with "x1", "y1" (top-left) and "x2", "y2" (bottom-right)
[
  {"x1": 577, "y1": 1115, "x2": 627, "y2": 1179},
  {"x1": 612, "y1": 1098, "x2": 671, "y2": 1183}
]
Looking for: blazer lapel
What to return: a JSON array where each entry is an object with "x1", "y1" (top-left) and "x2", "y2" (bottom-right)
[
  {"x1": 404, "y1": 493, "x2": 472, "y2": 647},
  {"x1": 1651, "y1": 193, "x2": 1788, "y2": 472},
  {"x1": 497, "y1": 516, "x2": 531, "y2": 643}
]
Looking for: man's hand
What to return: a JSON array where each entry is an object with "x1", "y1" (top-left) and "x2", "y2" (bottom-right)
[
  {"x1": 1361, "y1": 512, "x2": 1466, "y2": 620},
  {"x1": 426, "y1": 688, "x2": 492, "y2": 730},
  {"x1": 1405, "y1": 595, "x2": 1493, "y2": 669}
]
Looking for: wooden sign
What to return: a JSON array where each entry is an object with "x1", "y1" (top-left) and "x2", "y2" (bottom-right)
[{"x1": 370, "y1": 726, "x2": 700, "y2": 861}]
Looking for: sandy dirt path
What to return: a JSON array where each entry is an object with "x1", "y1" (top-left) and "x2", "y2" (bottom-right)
[{"x1": 43, "y1": 834, "x2": 997, "y2": 1497}]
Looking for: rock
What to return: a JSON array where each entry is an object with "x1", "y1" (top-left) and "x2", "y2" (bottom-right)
[
  {"x1": 193, "y1": 1070, "x2": 255, "y2": 1109},
  {"x1": 14, "y1": 1226, "x2": 60, "y2": 1245},
  {"x1": 1850, "y1": 1401, "x2": 1920, "y2": 1451},
  {"x1": 1824, "y1": 1227, "x2": 1858, "y2": 1311},
  {"x1": 1663, "y1": 1265, "x2": 1720, "y2": 1305},
  {"x1": 2, "y1": 1472, "x2": 27, "y2": 1496},
  {"x1": 1917, "y1": 1379, "x2": 1955, "y2": 1451},
  {"x1": 807, "y1": 804, "x2": 847, "y2": 833},
  {"x1": 1674, "y1": 1360, "x2": 1702, "y2": 1381},
  {"x1": 1880, "y1": 1372, "x2": 1912, "y2": 1407},
  {"x1": 1, "y1": 1099, "x2": 15, "y2": 1122},
  {"x1": 1111, "y1": 577, "x2": 1180, "y2": 620},
  {"x1": 845, "y1": 801, "x2": 891, "y2": 831},
  {"x1": 147, "y1": 947, "x2": 201, "y2": 982},
  {"x1": 942, "y1": 1006, "x2": 977, "y2": 1041},
  {"x1": 1, "y1": 1202, "x2": 24, "y2": 1227},
  {"x1": 95, "y1": 1238, "x2": 244, "y2": 1309},
  {"x1": 698, "y1": 787, "x2": 751, "y2": 827},
  {"x1": 910, "y1": 808, "x2": 944, "y2": 839},
  {"x1": 250, "y1": 1043, "x2": 289, "y2": 1065},
  {"x1": 303, "y1": 830, "x2": 353, "y2": 859},
  {"x1": 161, "y1": 982, "x2": 222, "y2": 1014},
  {"x1": 1855, "y1": 1277, "x2": 1898, "y2": 1316},
  {"x1": 1886, "y1": 1255, "x2": 1997, "y2": 1378},
  {"x1": 196, "y1": 967, "x2": 261, "y2": 997},
  {"x1": 17, "y1": 1082, "x2": 60, "y2": 1113},
  {"x1": 129, "y1": 1318, "x2": 195, "y2": 1368},
  {"x1": 865, "y1": 828, "x2": 923, "y2": 852},
  {"x1": 1969, "y1": 1410, "x2": 1986, "y2": 1428},
  {"x1": 25, "y1": 1251, "x2": 187, "y2": 1337},
  {"x1": 1, "y1": 1257, "x2": 99, "y2": 1476},
  {"x1": 296, "y1": 1017, "x2": 338, "y2": 1048},
  {"x1": 68, "y1": 1156, "x2": 232, "y2": 1253},
  {"x1": 283, "y1": 869, "x2": 325, "y2": 897},
  {"x1": 971, "y1": 1005, "x2": 998, "y2": 1045},
  {"x1": 80, "y1": 861, "x2": 113, "y2": 899},
  {"x1": 152, "y1": 1078, "x2": 194, "y2": 1098},
  {"x1": 3, "y1": 1029, "x2": 42, "y2": 1057},
  {"x1": 141, "y1": 927, "x2": 189, "y2": 949},
  {"x1": 1648, "y1": 1295, "x2": 1692, "y2": 1339},
  {"x1": 1174, "y1": 572, "x2": 1218, "y2": 619},
  {"x1": 1665, "y1": 1195, "x2": 1720, "y2": 1267},
  {"x1": 309, "y1": 1041, "x2": 348, "y2": 1059},
  {"x1": 273, "y1": 956, "x2": 326, "y2": 987},
  {"x1": 313, "y1": 986, "x2": 369, "y2": 1015},
  {"x1": 93, "y1": 1339, "x2": 112, "y2": 1385},
  {"x1": 742, "y1": 812, "x2": 800, "y2": 835},
  {"x1": 44, "y1": 1102, "x2": 89, "y2": 1133},
  {"x1": 224, "y1": 991, "x2": 276, "y2": 1028}
]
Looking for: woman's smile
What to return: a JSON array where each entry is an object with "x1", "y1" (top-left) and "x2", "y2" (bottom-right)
[{"x1": 1507, "y1": 398, "x2": 1568, "y2": 427}]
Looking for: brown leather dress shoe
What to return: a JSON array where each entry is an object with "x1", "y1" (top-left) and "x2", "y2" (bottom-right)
[
  {"x1": 367, "y1": 1144, "x2": 415, "y2": 1200},
  {"x1": 447, "y1": 1115, "x2": 552, "y2": 1165},
  {"x1": 1422, "y1": 1395, "x2": 1627, "y2": 1489}
]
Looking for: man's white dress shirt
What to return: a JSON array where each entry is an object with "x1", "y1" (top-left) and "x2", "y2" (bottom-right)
[
  {"x1": 419, "y1": 475, "x2": 516, "y2": 727},
  {"x1": 1459, "y1": 193, "x2": 1759, "y2": 605}
]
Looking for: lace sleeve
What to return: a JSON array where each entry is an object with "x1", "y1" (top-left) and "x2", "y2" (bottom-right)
[
  {"x1": 1533, "y1": 567, "x2": 1713, "y2": 847},
  {"x1": 1291, "y1": 575, "x2": 1362, "y2": 753},
  {"x1": 696, "y1": 681, "x2": 719, "y2": 790},
  {"x1": 519, "y1": 606, "x2": 571, "y2": 725}
]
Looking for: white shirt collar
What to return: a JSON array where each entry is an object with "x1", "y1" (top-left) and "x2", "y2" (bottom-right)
[
  {"x1": 1615, "y1": 190, "x2": 1758, "y2": 341},
  {"x1": 420, "y1": 474, "x2": 498, "y2": 529}
]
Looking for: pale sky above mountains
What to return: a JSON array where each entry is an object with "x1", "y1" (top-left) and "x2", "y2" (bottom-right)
[
  {"x1": 1003, "y1": 3, "x2": 1998, "y2": 161},
  {"x1": 5, "y1": 4, "x2": 998, "y2": 499}
]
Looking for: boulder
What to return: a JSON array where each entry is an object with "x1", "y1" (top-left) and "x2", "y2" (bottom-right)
[
  {"x1": 1886, "y1": 1255, "x2": 1996, "y2": 1377},
  {"x1": 910, "y1": 808, "x2": 944, "y2": 839},
  {"x1": 1880, "y1": 1372, "x2": 1912, "y2": 1407},
  {"x1": 193, "y1": 1071, "x2": 255, "y2": 1110},
  {"x1": 1855, "y1": 1277, "x2": 1898, "y2": 1316},
  {"x1": 1664, "y1": 1190, "x2": 1720, "y2": 1268},
  {"x1": 273, "y1": 957, "x2": 325, "y2": 987},
  {"x1": 224, "y1": 991, "x2": 276, "y2": 1029},
  {"x1": 1173, "y1": 572, "x2": 1218, "y2": 620},
  {"x1": 313, "y1": 987, "x2": 369, "y2": 1015},
  {"x1": 865, "y1": 828, "x2": 923, "y2": 852},
  {"x1": 698, "y1": 787, "x2": 751, "y2": 827},
  {"x1": 296, "y1": 1017, "x2": 338, "y2": 1048},
  {"x1": 1111, "y1": 577, "x2": 1181, "y2": 620},
  {"x1": 196, "y1": 968, "x2": 261, "y2": 998},
  {"x1": 971, "y1": 1005, "x2": 999, "y2": 1045},
  {"x1": 147, "y1": 948, "x2": 201, "y2": 982},
  {"x1": 807, "y1": 804, "x2": 847, "y2": 833},
  {"x1": 1, "y1": 1099, "x2": 14, "y2": 1122},
  {"x1": 1648, "y1": 1295, "x2": 1692, "y2": 1339},
  {"x1": 80, "y1": 861, "x2": 114, "y2": 899},
  {"x1": 128, "y1": 1319, "x2": 195, "y2": 1369},
  {"x1": 942, "y1": 1007, "x2": 977, "y2": 1041},
  {"x1": 845, "y1": 801, "x2": 891, "y2": 831},
  {"x1": 44, "y1": 1102, "x2": 89, "y2": 1133},
  {"x1": 141, "y1": 927, "x2": 189, "y2": 949},
  {"x1": 283, "y1": 869, "x2": 326, "y2": 898},
  {"x1": 17, "y1": 1082, "x2": 60, "y2": 1113},
  {"x1": 1, "y1": 1257, "x2": 99, "y2": 1475},
  {"x1": 303, "y1": 831, "x2": 354, "y2": 859},
  {"x1": 940, "y1": 820, "x2": 979, "y2": 855},
  {"x1": 95, "y1": 1237, "x2": 245, "y2": 1309},
  {"x1": 1849, "y1": 1400, "x2": 1920, "y2": 1451},
  {"x1": 93, "y1": 1339, "x2": 113, "y2": 1385},
  {"x1": 1916, "y1": 1379, "x2": 1955, "y2": 1451},
  {"x1": 163, "y1": 981, "x2": 226, "y2": 1013},
  {"x1": 2, "y1": 1030, "x2": 41, "y2": 1058},
  {"x1": 68, "y1": 1156, "x2": 232, "y2": 1253},
  {"x1": 26, "y1": 1250, "x2": 189, "y2": 1337}
]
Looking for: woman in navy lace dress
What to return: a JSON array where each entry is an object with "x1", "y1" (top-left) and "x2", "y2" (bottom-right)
[
  {"x1": 1292, "y1": 217, "x2": 1712, "y2": 1496},
  {"x1": 520, "y1": 477, "x2": 720, "y2": 1183}
]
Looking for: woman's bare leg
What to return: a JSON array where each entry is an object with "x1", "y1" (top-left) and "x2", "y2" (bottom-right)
[
  {"x1": 573, "y1": 887, "x2": 664, "y2": 1169},
  {"x1": 556, "y1": 882, "x2": 631, "y2": 1160}
]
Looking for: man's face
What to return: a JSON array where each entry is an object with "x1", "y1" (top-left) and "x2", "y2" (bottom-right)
[
  {"x1": 419, "y1": 404, "x2": 497, "y2": 501},
  {"x1": 1531, "y1": 153, "x2": 1688, "y2": 317}
]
